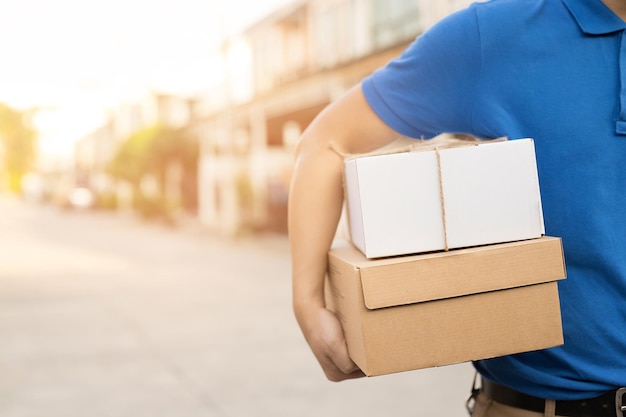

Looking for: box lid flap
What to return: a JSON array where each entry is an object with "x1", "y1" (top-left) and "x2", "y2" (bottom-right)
[{"x1": 355, "y1": 237, "x2": 566, "y2": 310}]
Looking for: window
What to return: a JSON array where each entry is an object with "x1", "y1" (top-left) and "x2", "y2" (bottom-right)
[
  {"x1": 370, "y1": 0, "x2": 421, "y2": 50},
  {"x1": 315, "y1": 0, "x2": 357, "y2": 68}
]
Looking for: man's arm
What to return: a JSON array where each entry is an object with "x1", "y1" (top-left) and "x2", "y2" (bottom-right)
[{"x1": 288, "y1": 84, "x2": 400, "y2": 381}]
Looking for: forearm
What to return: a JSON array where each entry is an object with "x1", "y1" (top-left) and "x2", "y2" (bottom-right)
[
  {"x1": 289, "y1": 85, "x2": 400, "y2": 322},
  {"x1": 287, "y1": 85, "x2": 400, "y2": 380},
  {"x1": 288, "y1": 133, "x2": 344, "y2": 329}
]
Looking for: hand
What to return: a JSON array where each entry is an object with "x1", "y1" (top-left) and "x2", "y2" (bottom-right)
[
  {"x1": 300, "y1": 306, "x2": 365, "y2": 382},
  {"x1": 288, "y1": 85, "x2": 395, "y2": 382}
]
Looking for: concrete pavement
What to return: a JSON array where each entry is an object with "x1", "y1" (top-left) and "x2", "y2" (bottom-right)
[{"x1": 0, "y1": 195, "x2": 475, "y2": 417}]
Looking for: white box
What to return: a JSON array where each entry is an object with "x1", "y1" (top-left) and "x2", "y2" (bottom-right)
[{"x1": 344, "y1": 138, "x2": 545, "y2": 258}]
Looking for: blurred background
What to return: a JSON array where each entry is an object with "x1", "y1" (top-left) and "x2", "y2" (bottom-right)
[{"x1": 0, "y1": 0, "x2": 476, "y2": 416}]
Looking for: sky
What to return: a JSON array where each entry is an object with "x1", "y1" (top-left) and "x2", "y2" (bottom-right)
[{"x1": 0, "y1": 0, "x2": 294, "y2": 161}]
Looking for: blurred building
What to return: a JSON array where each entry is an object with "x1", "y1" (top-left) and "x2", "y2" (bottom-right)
[
  {"x1": 74, "y1": 93, "x2": 197, "y2": 211},
  {"x1": 195, "y1": 0, "x2": 473, "y2": 236}
]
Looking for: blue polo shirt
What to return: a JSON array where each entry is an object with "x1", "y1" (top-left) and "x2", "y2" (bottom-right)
[{"x1": 362, "y1": 0, "x2": 626, "y2": 400}]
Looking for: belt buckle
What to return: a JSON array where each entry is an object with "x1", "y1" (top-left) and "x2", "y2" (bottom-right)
[{"x1": 615, "y1": 387, "x2": 626, "y2": 417}]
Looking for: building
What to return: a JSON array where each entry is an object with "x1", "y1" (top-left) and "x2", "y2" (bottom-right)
[
  {"x1": 74, "y1": 93, "x2": 198, "y2": 211},
  {"x1": 196, "y1": 0, "x2": 473, "y2": 236}
]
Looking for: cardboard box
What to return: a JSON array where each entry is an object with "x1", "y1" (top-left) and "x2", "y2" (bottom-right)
[
  {"x1": 325, "y1": 236, "x2": 566, "y2": 376},
  {"x1": 344, "y1": 138, "x2": 545, "y2": 258}
]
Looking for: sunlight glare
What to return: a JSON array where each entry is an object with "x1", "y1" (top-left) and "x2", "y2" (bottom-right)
[{"x1": 0, "y1": 0, "x2": 294, "y2": 162}]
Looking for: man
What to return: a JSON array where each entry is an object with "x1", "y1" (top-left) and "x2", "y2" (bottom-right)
[{"x1": 288, "y1": 0, "x2": 626, "y2": 416}]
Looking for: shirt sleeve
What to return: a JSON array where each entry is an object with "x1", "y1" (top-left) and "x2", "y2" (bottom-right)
[{"x1": 362, "y1": 5, "x2": 482, "y2": 139}]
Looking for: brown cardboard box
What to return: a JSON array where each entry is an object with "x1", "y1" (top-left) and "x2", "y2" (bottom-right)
[{"x1": 325, "y1": 236, "x2": 566, "y2": 376}]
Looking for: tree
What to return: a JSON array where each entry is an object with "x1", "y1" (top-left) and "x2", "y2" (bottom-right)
[
  {"x1": 0, "y1": 103, "x2": 37, "y2": 192},
  {"x1": 107, "y1": 124, "x2": 198, "y2": 219},
  {"x1": 107, "y1": 125, "x2": 160, "y2": 185}
]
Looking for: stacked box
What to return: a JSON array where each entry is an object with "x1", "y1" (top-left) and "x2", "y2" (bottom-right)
[
  {"x1": 344, "y1": 138, "x2": 544, "y2": 259},
  {"x1": 326, "y1": 138, "x2": 566, "y2": 376},
  {"x1": 326, "y1": 237, "x2": 566, "y2": 376}
]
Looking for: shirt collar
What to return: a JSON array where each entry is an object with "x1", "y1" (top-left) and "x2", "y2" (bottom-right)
[{"x1": 562, "y1": 0, "x2": 626, "y2": 34}]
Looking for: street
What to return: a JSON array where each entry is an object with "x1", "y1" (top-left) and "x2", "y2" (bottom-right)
[{"x1": 0, "y1": 195, "x2": 474, "y2": 417}]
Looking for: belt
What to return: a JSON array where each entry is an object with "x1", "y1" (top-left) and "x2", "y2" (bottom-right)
[{"x1": 481, "y1": 379, "x2": 626, "y2": 417}]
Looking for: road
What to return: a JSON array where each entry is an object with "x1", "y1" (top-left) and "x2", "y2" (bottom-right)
[{"x1": 0, "y1": 195, "x2": 475, "y2": 417}]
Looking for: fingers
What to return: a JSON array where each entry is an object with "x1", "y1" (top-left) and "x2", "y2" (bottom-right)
[
  {"x1": 324, "y1": 366, "x2": 366, "y2": 382},
  {"x1": 313, "y1": 308, "x2": 366, "y2": 382},
  {"x1": 317, "y1": 348, "x2": 365, "y2": 382},
  {"x1": 327, "y1": 338, "x2": 360, "y2": 374},
  {"x1": 319, "y1": 342, "x2": 364, "y2": 381},
  {"x1": 297, "y1": 305, "x2": 365, "y2": 381}
]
